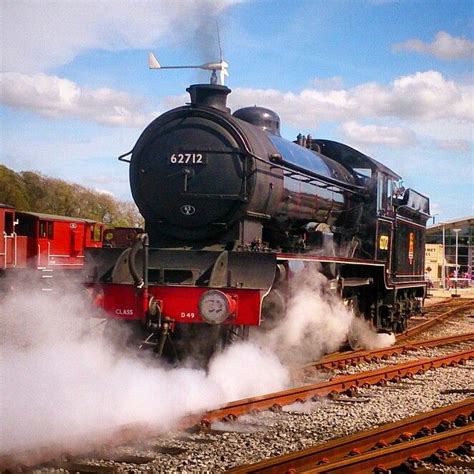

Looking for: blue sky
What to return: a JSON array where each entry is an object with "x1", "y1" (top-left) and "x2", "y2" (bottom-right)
[{"x1": 1, "y1": 0, "x2": 473, "y2": 223}]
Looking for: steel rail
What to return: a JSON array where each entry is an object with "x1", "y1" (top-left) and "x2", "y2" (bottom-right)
[
  {"x1": 1, "y1": 351, "x2": 472, "y2": 471},
  {"x1": 305, "y1": 425, "x2": 473, "y2": 473},
  {"x1": 309, "y1": 301, "x2": 474, "y2": 372},
  {"x1": 305, "y1": 332, "x2": 474, "y2": 371},
  {"x1": 398, "y1": 299, "x2": 474, "y2": 341},
  {"x1": 227, "y1": 398, "x2": 473, "y2": 473},
  {"x1": 201, "y1": 349, "x2": 474, "y2": 425}
]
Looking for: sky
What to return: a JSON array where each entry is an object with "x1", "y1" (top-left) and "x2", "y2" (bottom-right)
[{"x1": 0, "y1": 0, "x2": 473, "y2": 223}]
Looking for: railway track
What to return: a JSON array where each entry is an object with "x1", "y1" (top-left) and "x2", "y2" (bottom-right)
[
  {"x1": 4, "y1": 348, "x2": 471, "y2": 472},
  {"x1": 304, "y1": 332, "x2": 474, "y2": 372},
  {"x1": 200, "y1": 348, "x2": 473, "y2": 425},
  {"x1": 400, "y1": 298, "x2": 473, "y2": 342},
  {"x1": 1, "y1": 301, "x2": 472, "y2": 472},
  {"x1": 227, "y1": 398, "x2": 473, "y2": 473},
  {"x1": 308, "y1": 298, "x2": 473, "y2": 373}
]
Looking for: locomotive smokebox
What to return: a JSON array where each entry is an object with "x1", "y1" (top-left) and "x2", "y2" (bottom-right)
[{"x1": 187, "y1": 84, "x2": 231, "y2": 113}]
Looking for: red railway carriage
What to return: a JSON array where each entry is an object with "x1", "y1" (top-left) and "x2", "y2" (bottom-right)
[
  {"x1": 0, "y1": 204, "x2": 27, "y2": 270},
  {"x1": 1, "y1": 203, "x2": 105, "y2": 291},
  {"x1": 14, "y1": 210, "x2": 104, "y2": 270}
]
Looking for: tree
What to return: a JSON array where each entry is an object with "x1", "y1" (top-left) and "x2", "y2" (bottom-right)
[
  {"x1": 0, "y1": 165, "x2": 30, "y2": 209},
  {"x1": 1, "y1": 165, "x2": 143, "y2": 227}
]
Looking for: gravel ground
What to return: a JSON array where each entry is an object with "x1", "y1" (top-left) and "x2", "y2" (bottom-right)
[
  {"x1": 53, "y1": 359, "x2": 473, "y2": 473},
  {"x1": 410, "y1": 307, "x2": 473, "y2": 342},
  {"x1": 27, "y1": 307, "x2": 473, "y2": 473}
]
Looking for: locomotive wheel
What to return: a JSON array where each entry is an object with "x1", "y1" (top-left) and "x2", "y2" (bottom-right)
[{"x1": 345, "y1": 298, "x2": 365, "y2": 350}]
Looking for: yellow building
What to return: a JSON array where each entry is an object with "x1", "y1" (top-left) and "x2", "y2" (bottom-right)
[
  {"x1": 425, "y1": 244, "x2": 443, "y2": 285},
  {"x1": 426, "y1": 216, "x2": 474, "y2": 288}
]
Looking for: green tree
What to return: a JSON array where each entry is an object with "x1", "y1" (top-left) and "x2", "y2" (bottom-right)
[
  {"x1": 1, "y1": 165, "x2": 143, "y2": 227},
  {"x1": 0, "y1": 165, "x2": 30, "y2": 209}
]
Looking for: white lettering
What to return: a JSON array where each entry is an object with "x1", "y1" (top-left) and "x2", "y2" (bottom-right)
[{"x1": 115, "y1": 309, "x2": 134, "y2": 316}]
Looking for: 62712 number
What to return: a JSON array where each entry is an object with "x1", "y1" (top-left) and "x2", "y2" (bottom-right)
[{"x1": 169, "y1": 153, "x2": 206, "y2": 164}]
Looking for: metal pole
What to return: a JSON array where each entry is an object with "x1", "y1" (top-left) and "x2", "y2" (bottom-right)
[
  {"x1": 455, "y1": 230, "x2": 459, "y2": 276},
  {"x1": 452, "y1": 228, "x2": 461, "y2": 297},
  {"x1": 442, "y1": 224, "x2": 446, "y2": 290}
]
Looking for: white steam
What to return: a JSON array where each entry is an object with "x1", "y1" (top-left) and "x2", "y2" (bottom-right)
[
  {"x1": 348, "y1": 317, "x2": 396, "y2": 350},
  {"x1": 1, "y1": 264, "x2": 396, "y2": 454},
  {"x1": 254, "y1": 265, "x2": 353, "y2": 365},
  {"x1": 0, "y1": 281, "x2": 288, "y2": 453},
  {"x1": 253, "y1": 264, "x2": 395, "y2": 364}
]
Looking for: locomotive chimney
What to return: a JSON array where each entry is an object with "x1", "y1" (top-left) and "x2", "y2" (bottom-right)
[{"x1": 187, "y1": 84, "x2": 231, "y2": 113}]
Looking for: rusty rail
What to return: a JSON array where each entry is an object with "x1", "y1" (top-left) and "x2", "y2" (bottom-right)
[
  {"x1": 306, "y1": 425, "x2": 473, "y2": 473},
  {"x1": 306, "y1": 332, "x2": 474, "y2": 372},
  {"x1": 227, "y1": 398, "x2": 473, "y2": 473},
  {"x1": 399, "y1": 299, "x2": 474, "y2": 341},
  {"x1": 2, "y1": 350, "x2": 472, "y2": 471},
  {"x1": 201, "y1": 349, "x2": 473, "y2": 425}
]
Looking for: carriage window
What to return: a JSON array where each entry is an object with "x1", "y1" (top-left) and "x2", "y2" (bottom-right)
[
  {"x1": 39, "y1": 221, "x2": 54, "y2": 239},
  {"x1": 39, "y1": 221, "x2": 46, "y2": 238}
]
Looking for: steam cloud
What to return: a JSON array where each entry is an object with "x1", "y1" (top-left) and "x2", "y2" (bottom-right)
[
  {"x1": 0, "y1": 279, "x2": 288, "y2": 453},
  {"x1": 253, "y1": 263, "x2": 396, "y2": 363},
  {"x1": 253, "y1": 264, "x2": 353, "y2": 365},
  {"x1": 1, "y1": 265, "x2": 394, "y2": 454}
]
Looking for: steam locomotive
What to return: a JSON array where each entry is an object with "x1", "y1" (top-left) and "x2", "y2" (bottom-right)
[{"x1": 86, "y1": 83, "x2": 430, "y2": 359}]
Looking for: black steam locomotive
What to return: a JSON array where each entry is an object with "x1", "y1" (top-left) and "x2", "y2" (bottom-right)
[{"x1": 87, "y1": 83, "x2": 430, "y2": 358}]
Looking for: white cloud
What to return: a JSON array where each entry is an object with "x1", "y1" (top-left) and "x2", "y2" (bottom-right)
[
  {"x1": 3, "y1": 69, "x2": 470, "y2": 139},
  {"x1": 0, "y1": 72, "x2": 156, "y2": 127},
  {"x1": 352, "y1": 71, "x2": 472, "y2": 121},
  {"x1": 393, "y1": 31, "x2": 474, "y2": 60},
  {"x1": 94, "y1": 188, "x2": 116, "y2": 197},
  {"x1": 227, "y1": 70, "x2": 473, "y2": 128},
  {"x1": 340, "y1": 121, "x2": 417, "y2": 148},
  {"x1": 1, "y1": 1, "x2": 242, "y2": 73}
]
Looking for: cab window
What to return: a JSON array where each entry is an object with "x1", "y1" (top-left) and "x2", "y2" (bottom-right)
[{"x1": 377, "y1": 174, "x2": 394, "y2": 214}]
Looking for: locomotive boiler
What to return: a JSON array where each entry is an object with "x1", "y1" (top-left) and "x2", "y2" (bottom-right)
[{"x1": 86, "y1": 83, "x2": 430, "y2": 359}]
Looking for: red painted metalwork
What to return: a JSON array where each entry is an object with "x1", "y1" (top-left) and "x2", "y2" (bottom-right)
[
  {"x1": 15, "y1": 211, "x2": 104, "y2": 270},
  {"x1": 0, "y1": 204, "x2": 104, "y2": 272},
  {"x1": 0, "y1": 205, "x2": 27, "y2": 270},
  {"x1": 94, "y1": 283, "x2": 263, "y2": 325}
]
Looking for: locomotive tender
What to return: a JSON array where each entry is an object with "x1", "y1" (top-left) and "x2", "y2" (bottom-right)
[{"x1": 87, "y1": 83, "x2": 430, "y2": 357}]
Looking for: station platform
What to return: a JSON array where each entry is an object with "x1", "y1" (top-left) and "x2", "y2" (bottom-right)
[{"x1": 427, "y1": 286, "x2": 474, "y2": 299}]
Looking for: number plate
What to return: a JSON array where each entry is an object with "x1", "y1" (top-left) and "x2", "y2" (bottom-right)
[{"x1": 168, "y1": 153, "x2": 207, "y2": 165}]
